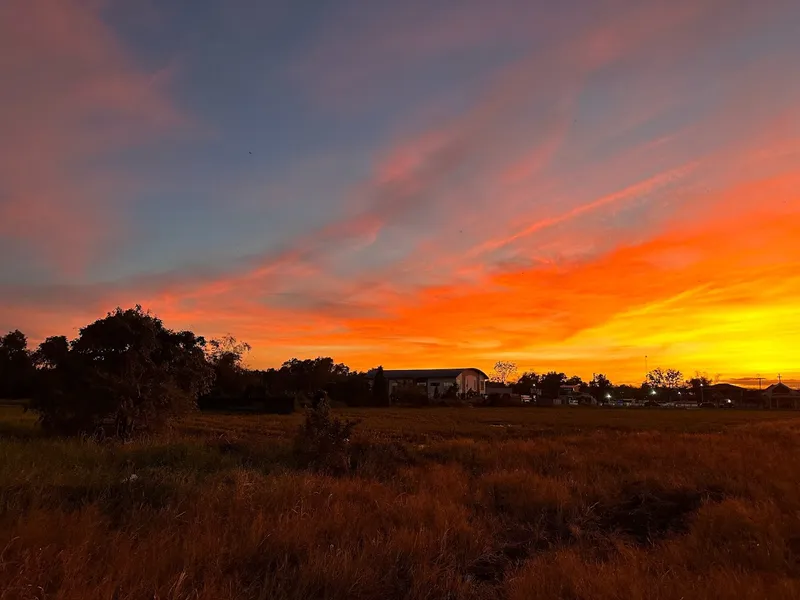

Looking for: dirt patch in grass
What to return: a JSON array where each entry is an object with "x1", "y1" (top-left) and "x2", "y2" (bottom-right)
[
  {"x1": 468, "y1": 481, "x2": 729, "y2": 583},
  {"x1": 590, "y1": 482, "x2": 726, "y2": 545},
  {"x1": 468, "y1": 527, "x2": 563, "y2": 583}
]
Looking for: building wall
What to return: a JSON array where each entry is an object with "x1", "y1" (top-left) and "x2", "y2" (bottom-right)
[
  {"x1": 427, "y1": 371, "x2": 488, "y2": 397},
  {"x1": 426, "y1": 377, "x2": 457, "y2": 397},
  {"x1": 385, "y1": 370, "x2": 488, "y2": 399},
  {"x1": 459, "y1": 369, "x2": 487, "y2": 395}
]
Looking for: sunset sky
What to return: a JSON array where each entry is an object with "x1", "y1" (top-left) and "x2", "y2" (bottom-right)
[{"x1": 1, "y1": 0, "x2": 799, "y2": 384}]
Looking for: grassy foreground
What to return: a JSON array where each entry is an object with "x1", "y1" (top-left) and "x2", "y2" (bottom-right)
[{"x1": 2, "y1": 405, "x2": 800, "y2": 599}]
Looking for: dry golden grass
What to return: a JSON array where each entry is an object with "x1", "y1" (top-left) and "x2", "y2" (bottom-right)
[{"x1": 1, "y1": 405, "x2": 799, "y2": 599}]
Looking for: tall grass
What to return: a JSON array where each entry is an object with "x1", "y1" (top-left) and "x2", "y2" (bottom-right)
[{"x1": 1, "y1": 406, "x2": 799, "y2": 599}]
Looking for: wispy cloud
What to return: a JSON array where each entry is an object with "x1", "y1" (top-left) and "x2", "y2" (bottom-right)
[
  {"x1": 0, "y1": 0, "x2": 186, "y2": 272},
  {"x1": 473, "y1": 163, "x2": 699, "y2": 256}
]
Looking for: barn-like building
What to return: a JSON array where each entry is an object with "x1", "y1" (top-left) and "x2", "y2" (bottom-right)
[{"x1": 366, "y1": 368, "x2": 488, "y2": 398}]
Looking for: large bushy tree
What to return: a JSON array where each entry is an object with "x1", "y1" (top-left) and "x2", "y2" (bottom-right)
[
  {"x1": 29, "y1": 306, "x2": 214, "y2": 438},
  {"x1": 646, "y1": 367, "x2": 683, "y2": 390}
]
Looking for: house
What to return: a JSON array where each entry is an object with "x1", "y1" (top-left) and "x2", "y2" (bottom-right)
[
  {"x1": 366, "y1": 368, "x2": 488, "y2": 399},
  {"x1": 558, "y1": 384, "x2": 595, "y2": 405},
  {"x1": 537, "y1": 395, "x2": 563, "y2": 407},
  {"x1": 485, "y1": 382, "x2": 520, "y2": 405},
  {"x1": 559, "y1": 384, "x2": 581, "y2": 396},
  {"x1": 763, "y1": 382, "x2": 799, "y2": 409},
  {"x1": 708, "y1": 383, "x2": 747, "y2": 407}
]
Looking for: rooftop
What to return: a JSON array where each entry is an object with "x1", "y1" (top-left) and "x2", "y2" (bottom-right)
[{"x1": 366, "y1": 368, "x2": 489, "y2": 379}]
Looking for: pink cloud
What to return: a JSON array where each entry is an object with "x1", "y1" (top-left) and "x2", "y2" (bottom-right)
[{"x1": 0, "y1": 0, "x2": 185, "y2": 272}]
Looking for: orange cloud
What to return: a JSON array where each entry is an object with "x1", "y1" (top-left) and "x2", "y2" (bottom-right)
[{"x1": 322, "y1": 173, "x2": 800, "y2": 381}]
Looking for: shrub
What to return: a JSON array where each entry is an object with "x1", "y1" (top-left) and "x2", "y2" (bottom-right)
[
  {"x1": 294, "y1": 396, "x2": 359, "y2": 474},
  {"x1": 392, "y1": 384, "x2": 430, "y2": 406}
]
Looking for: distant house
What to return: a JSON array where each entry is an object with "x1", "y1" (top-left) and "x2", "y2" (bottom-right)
[
  {"x1": 558, "y1": 384, "x2": 595, "y2": 405},
  {"x1": 537, "y1": 395, "x2": 563, "y2": 407},
  {"x1": 366, "y1": 368, "x2": 488, "y2": 399},
  {"x1": 708, "y1": 383, "x2": 748, "y2": 407},
  {"x1": 763, "y1": 383, "x2": 799, "y2": 409}
]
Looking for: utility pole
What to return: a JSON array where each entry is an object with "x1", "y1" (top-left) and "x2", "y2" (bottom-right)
[{"x1": 756, "y1": 374, "x2": 766, "y2": 409}]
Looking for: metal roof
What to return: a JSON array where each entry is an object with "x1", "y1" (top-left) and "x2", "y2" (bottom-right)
[
  {"x1": 764, "y1": 383, "x2": 796, "y2": 395},
  {"x1": 366, "y1": 368, "x2": 489, "y2": 380}
]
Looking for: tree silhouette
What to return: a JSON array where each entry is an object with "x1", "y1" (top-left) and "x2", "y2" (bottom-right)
[
  {"x1": 0, "y1": 329, "x2": 34, "y2": 398},
  {"x1": 565, "y1": 375, "x2": 586, "y2": 391},
  {"x1": 540, "y1": 371, "x2": 567, "y2": 399},
  {"x1": 32, "y1": 336, "x2": 70, "y2": 370},
  {"x1": 371, "y1": 366, "x2": 390, "y2": 406},
  {"x1": 29, "y1": 306, "x2": 213, "y2": 438},
  {"x1": 206, "y1": 335, "x2": 251, "y2": 368},
  {"x1": 686, "y1": 372, "x2": 712, "y2": 396},
  {"x1": 512, "y1": 371, "x2": 540, "y2": 394},
  {"x1": 205, "y1": 335, "x2": 254, "y2": 400},
  {"x1": 589, "y1": 373, "x2": 613, "y2": 402},
  {"x1": 646, "y1": 368, "x2": 683, "y2": 390},
  {"x1": 491, "y1": 361, "x2": 518, "y2": 384},
  {"x1": 281, "y1": 357, "x2": 350, "y2": 397}
]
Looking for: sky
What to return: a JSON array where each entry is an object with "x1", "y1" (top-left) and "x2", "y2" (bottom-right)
[{"x1": 1, "y1": 0, "x2": 799, "y2": 385}]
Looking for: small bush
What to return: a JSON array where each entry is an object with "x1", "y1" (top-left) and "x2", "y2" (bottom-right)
[
  {"x1": 392, "y1": 385, "x2": 429, "y2": 406},
  {"x1": 293, "y1": 397, "x2": 359, "y2": 474}
]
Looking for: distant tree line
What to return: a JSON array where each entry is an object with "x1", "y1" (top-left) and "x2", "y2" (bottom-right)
[
  {"x1": 496, "y1": 361, "x2": 729, "y2": 404},
  {"x1": 0, "y1": 307, "x2": 389, "y2": 439},
  {"x1": 0, "y1": 307, "x2": 765, "y2": 439},
  {"x1": 507, "y1": 370, "x2": 613, "y2": 401}
]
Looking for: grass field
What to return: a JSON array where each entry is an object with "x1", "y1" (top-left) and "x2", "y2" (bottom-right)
[{"x1": 2, "y1": 405, "x2": 800, "y2": 599}]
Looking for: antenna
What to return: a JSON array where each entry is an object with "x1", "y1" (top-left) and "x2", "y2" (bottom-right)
[{"x1": 756, "y1": 374, "x2": 764, "y2": 391}]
